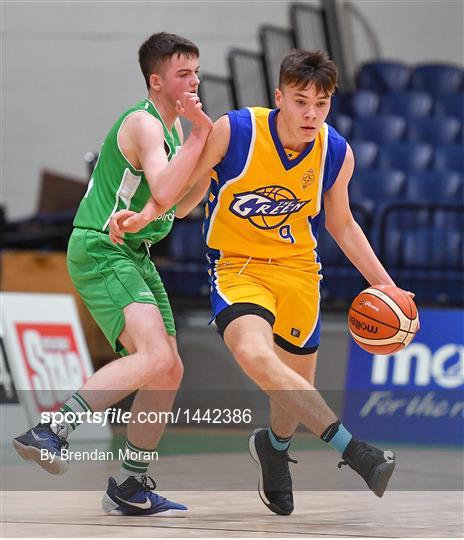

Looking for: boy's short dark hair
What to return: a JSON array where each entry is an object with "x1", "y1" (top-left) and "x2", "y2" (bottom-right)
[
  {"x1": 279, "y1": 49, "x2": 338, "y2": 96},
  {"x1": 139, "y1": 32, "x2": 199, "y2": 89}
]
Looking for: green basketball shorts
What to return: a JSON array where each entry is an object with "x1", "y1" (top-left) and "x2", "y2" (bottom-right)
[{"x1": 67, "y1": 228, "x2": 175, "y2": 355}]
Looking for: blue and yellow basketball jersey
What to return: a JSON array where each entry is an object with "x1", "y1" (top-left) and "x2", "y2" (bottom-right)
[{"x1": 204, "y1": 107, "x2": 347, "y2": 265}]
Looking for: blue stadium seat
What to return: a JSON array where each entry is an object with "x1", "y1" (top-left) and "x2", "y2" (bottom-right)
[
  {"x1": 450, "y1": 231, "x2": 463, "y2": 270},
  {"x1": 169, "y1": 220, "x2": 206, "y2": 263},
  {"x1": 406, "y1": 171, "x2": 462, "y2": 202},
  {"x1": 158, "y1": 262, "x2": 209, "y2": 297},
  {"x1": 435, "y1": 144, "x2": 464, "y2": 173},
  {"x1": 160, "y1": 220, "x2": 209, "y2": 297},
  {"x1": 380, "y1": 142, "x2": 434, "y2": 172},
  {"x1": 329, "y1": 92, "x2": 341, "y2": 114},
  {"x1": 350, "y1": 169, "x2": 406, "y2": 213},
  {"x1": 411, "y1": 64, "x2": 464, "y2": 96},
  {"x1": 433, "y1": 204, "x2": 464, "y2": 232},
  {"x1": 434, "y1": 144, "x2": 464, "y2": 172},
  {"x1": 350, "y1": 140, "x2": 379, "y2": 169},
  {"x1": 375, "y1": 205, "x2": 463, "y2": 304},
  {"x1": 338, "y1": 90, "x2": 380, "y2": 118},
  {"x1": 381, "y1": 228, "x2": 404, "y2": 268},
  {"x1": 408, "y1": 117, "x2": 461, "y2": 144},
  {"x1": 317, "y1": 228, "x2": 365, "y2": 303},
  {"x1": 435, "y1": 94, "x2": 464, "y2": 120},
  {"x1": 353, "y1": 116, "x2": 406, "y2": 143},
  {"x1": 402, "y1": 230, "x2": 461, "y2": 302},
  {"x1": 380, "y1": 91, "x2": 433, "y2": 118},
  {"x1": 402, "y1": 230, "x2": 460, "y2": 270},
  {"x1": 461, "y1": 233, "x2": 464, "y2": 269},
  {"x1": 356, "y1": 61, "x2": 411, "y2": 93},
  {"x1": 328, "y1": 113, "x2": 352, "y2": 137},
  {"x1": 317, "y1": 228, "x2": 347, "y2": 267},
  {"x1": 402, "y1": 231, "x2": 435, "y2": 271}
]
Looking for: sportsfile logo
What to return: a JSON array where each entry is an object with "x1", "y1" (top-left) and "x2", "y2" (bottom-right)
[
  {"x1": 15, "y1": 323, "x2": 89, "y2": 410},
  {"x1": 371, "y1": 343, "x2": 464, "y2": 389},
  {"x1": 229, "y1": 185, "x2": 310, "y2": 230}
]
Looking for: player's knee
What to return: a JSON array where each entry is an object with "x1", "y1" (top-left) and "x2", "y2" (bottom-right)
[
  {"x1": 139, "y1": 343, "x2": 174, "y2": 379},
  {"x1": 163, "y1": 354, "x2": 184, "y2": 388},
  {"x1": 232, "y1": 343, "x2": 274, "y2": 381}
]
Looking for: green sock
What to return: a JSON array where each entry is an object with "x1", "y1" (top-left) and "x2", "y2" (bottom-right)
[
  {"x1": 50, "y1": 392, "x2": 93, "y2": 438},
  {"x1": 118, "y1": 440, "x2": 157, "y2": 484}
]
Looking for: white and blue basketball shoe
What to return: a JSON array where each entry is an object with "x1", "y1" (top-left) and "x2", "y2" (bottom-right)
[
  {"x1": 13, "y1": 422, "x2": 69, "y2": 475},
  {"x1": 102, "y1": 475, "x2": 188, "y2": 517}
]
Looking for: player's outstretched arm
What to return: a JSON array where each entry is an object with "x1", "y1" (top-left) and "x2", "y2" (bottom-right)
[
  {"x1": 324, "y1": 144, "x2": 402, "y2": 289},
  {"x1": 113, "y1": 172, "x2": 212, "y2": 237},
  {"x1": 175, "y1": 115, "x2": 230, "y2": 218},
  {"x1": 109, "y1": 115, "x2": 230, "y2": 242},
  {"x1": 108, "y1": 93, "x2": 211, "y2": 244},
  {"x1": 174, "y1": 174, "x2": 211, "y2": 219},
  {"x1": 136, "y1": 92, "x2": 213, "y2": 209}
]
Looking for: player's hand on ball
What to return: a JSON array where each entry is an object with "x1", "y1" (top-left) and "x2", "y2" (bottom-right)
[
  {"x1": 400, "y1": 289, "x2": 420, "y2": 328},
  {"x1": 348, "y1": 284, "x2": 419, "y2": 353},
  {"x1": 400, "y1": 290, "x2": 419, "y2": 328},
  {"x1": 402, "y1": 289, "x2": 415, "y2": 299}
]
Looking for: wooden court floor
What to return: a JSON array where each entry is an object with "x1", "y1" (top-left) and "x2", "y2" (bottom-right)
[
  {"x1": 2, "y1": 491, "x2": 463, "y2": 538},
  {"x1": 1, "y1": 448, "x2": 463, "y2": 538},
  {"x1": 1, "y1": 489, "x2": 462, "y2": 538}
]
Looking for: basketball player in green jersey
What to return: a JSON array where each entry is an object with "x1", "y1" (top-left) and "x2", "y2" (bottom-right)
[{"x1": 13, "y1": 32, "x2": 212, "y2": 516}]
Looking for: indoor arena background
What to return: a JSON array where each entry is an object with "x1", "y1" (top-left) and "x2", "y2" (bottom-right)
[{"x1": 1, "y1": 1, "x2": 463, "y2": 538}]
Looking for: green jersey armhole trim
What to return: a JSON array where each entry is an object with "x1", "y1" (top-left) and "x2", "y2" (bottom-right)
[
  {"x1": 101, "y1": 167, "x2": 141, "y2": 231},
  {"x1": 146, "y1": 98, "x2": 180, "y2": 151},
  {"x1": 146, "y1": 98, "x2": 173, "y2": 137},
  {"x1": 116, "y1": 109, "x2": 155, "y2": 173}
]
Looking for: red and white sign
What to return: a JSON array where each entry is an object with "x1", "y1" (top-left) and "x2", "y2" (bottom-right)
[
  {"x1": 15, "y1": 323, "x2": 92, "y2": 411},
  {"x1": 1, "y1": 293, "x2": 110, "y2": 441}
]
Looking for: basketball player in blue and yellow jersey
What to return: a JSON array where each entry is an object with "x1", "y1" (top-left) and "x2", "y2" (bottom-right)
[{"x1": 110, "y1": 50, "x2": 415, "y2": 516}]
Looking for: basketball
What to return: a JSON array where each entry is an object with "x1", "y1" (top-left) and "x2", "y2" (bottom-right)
[{"x1": 348, "y1": 284, "x2": 419, "y2": 354}]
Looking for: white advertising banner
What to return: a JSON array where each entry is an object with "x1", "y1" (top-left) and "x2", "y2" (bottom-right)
[{"x1": 1, "y1": 292, "x2": 111, "y2": 442}]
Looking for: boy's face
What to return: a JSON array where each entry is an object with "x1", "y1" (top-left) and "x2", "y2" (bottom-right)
[
  {"x1": 275, "y1": 83, "x2": 331, "y2": 142},
  {"x1": 151, "y1": 53, "x2": 200, "y2": 103}
]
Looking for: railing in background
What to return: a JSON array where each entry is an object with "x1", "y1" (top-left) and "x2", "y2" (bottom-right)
[
  {"x1": 228, "y1": 49, "x2": 269, "y2": 109},
  {"x1": 376, "y1": 202, "x2": 464, "y2": 306},
  {"x1": 198, "y1": 74, "x2": 234, "y2": 121},
  {"x1": 259, "y1": 25, "x2": 296, "y2": 105}
]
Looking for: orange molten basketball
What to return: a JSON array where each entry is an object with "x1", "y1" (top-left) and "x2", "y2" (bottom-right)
[{"x1": 348, "y1": 284, "x2": 419, "y2": 354}]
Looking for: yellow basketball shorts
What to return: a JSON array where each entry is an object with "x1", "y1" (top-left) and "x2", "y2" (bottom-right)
[{"x1": 208, "y1": 253, "x2": 322, "y2": 354}]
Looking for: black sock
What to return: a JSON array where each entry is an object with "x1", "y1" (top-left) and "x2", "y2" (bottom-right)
[{"x1": 320, "y1": 421, "x2": 341, "y2": 442}]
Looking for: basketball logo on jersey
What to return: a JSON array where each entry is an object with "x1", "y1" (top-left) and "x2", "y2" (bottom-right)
[
  {"x1": 229, "y1": 185, "x2": 311, "y2": 230},
  {"x1": 301, "y1": 169, "x2": 315, "y2": 189}
]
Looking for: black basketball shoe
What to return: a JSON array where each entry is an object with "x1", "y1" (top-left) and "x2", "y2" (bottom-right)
[
  {"x1": 248, "y1": 428, "x2": 297, "y2": 516},
  {"x1": 338, "y1": 438, "x2": 396, "y2": 497}
]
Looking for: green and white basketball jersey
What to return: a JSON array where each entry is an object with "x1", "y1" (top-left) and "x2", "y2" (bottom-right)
[{"x1": 73, "y1": 99, "x2": 181, "y2": 247}]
